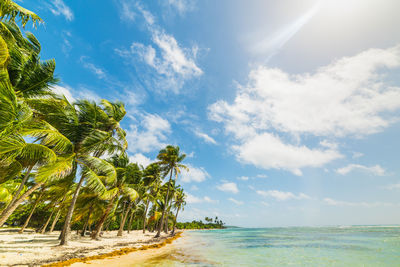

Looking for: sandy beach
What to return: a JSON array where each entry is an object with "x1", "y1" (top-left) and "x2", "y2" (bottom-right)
[
  {"x1": 69, "y1": 243, "x2": 178, "y2": 267},
  {"x1": 0, "y1": 228, "x2": 177, "y2": 266}
]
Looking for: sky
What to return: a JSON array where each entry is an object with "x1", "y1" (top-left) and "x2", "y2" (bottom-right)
[{"x1": 20, "y1": 0, "x2": 400, "y2": 227}]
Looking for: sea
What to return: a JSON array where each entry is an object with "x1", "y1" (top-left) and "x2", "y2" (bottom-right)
[{"x1": 139, "y1": 226, "x2": 400, "y2": 266}]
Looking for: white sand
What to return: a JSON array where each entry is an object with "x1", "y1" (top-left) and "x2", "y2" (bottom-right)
[
  {"x1": 70, "y1": 243, "x2": 177, "y2": 267},
  {"x1": 0, "y1": 228, "x2": 171, "y2": 266}
]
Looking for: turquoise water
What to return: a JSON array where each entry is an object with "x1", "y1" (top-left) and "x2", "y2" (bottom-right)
[{"x1": 142, "y1": 226, "x2": 400, "y2": 266}]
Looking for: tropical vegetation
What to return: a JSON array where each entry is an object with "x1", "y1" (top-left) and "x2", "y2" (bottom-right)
[
  {"x1": 0, "y1": 0, "x2": 193, "y2": 246},
  {"x1": 176, "y1": 217, "x2": 225, "y2": 230}
]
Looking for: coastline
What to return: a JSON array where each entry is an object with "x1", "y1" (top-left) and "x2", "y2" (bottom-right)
[{"x1": 0, "y1": 229, "x2": 182, "y2": 266}]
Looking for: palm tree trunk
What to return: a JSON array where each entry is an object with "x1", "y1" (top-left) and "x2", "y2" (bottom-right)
[
  {"x1": 49, "y1": 207, "x2": 61, "y2": 233},
  {"x1": 142, "y1": 198, "x2": 150, "y2": 233},
  {"x1": 48, "y1": 194, "x2": 66, "y2": 233},
  {"x1": 40, "y1": 208, "x2": 55, "y2": 234},
  {"x1": 171, "y1": 207, "x2": 180, "y2": 235},
  {"x1": 0, "y1": 166, "x2": 33, "y2": 225},
  {"x1": 6, "y1": 166, "x2": 34, "y2": 210},
  {"x1": 19, "y1": 188, "x2": 44, "y2": 233},
  {"x1": 81, "y1": 208, "x2": 92, "y2": 237},
  {"x1": 155, "y1": 171, "x2": 172, "y2": 238},
  {"x1": 164, "y1": 211, "x2": 169, "y2": 233},
  {"x1": 59, "y1": 173, "x2": 84, "y2": 246},
  {"x1": 104, "y1": 219, "x2": 111, "y2": 232},
  {"x1": 120, "y1": 201, "x2": 127, "y2": 225},
  {"x1": 117, "y1": 201, "x2": 132, "y2": 236},
  {"x1": 0, "y1": 182, "x2": 43, "y2": 227},
  {"x1": 91, "y1": 194, "x2": 117, "y2": 240},
  {"x1": 127, "y1": 208, "x2": 134, "y2": 233}
]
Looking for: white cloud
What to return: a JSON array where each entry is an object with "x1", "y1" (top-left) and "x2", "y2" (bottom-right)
[
  {"x1": 233, "y1": 133, "x2": 342, "y2": 176},
  {"x1": 47, "y1": 0, "x2": 73, "y2": 21},
  {"x1": 119, "y1": 0, "x2": 136, "y2": 21},
  {"x1": 256, "y1": 174, "x2": 268, "y2": 179},
  {"x1": 51, "y1": 85, "x2": 75, "y2": 103},
  {"x1": 384, "y1": 182, "x2": 400, "y2": 190},
  {"x1": 323, "y1": 198, "x2": 399, "y2": 208},
  {"x1": 121, "y1": 90, "x2": 145, "y2": 107},
  {"x1": 136, "y1": 3, "x2": 155, "y2": 25},
  {"x1": 167, "y1": 0, "x2": 196, "y2": 15},
  {"x1": 217, "y1": 182, "x2": 239, "y2": 194},
  {"x1": 76, "y1": 88, "x2": 101, "y2": 102},
  {"x1": 209, "y1": 45, "x2": 400, "y2": 174},
  {"x1": 129, "y1": 153, "x2": 154, "y2": 167},
  {"x1": 228, "y1": 198, "x2": 243, "y2": 205},
  {"x1": 190, "y1": 185, "x2": 199, "y2": 191},
  {"x1": 51, "y1": 85, "x2": 100, "y2": 103},
  {"x1": 256, "y1": 190, "x2": 311, "y2": 201},
  {"x1": 116, "y1": 4, "x2": 203, "y2": 94},
  {"x1": 81, "y1": 57, "x2": 106, "y2": 79},
  {"x1": 261, "y1": 201, "x2": 270, "y2": 207},
  {"x1": 237, "y1": 176, "x2": 249, "y2": 181},
  {"x1": 180, "y1": 164, "x2": 209, "y2": 183},
  {"x1": 336, "y1": 164, "x2": 385, "y2": 176},
  {"x1": 61, "y1": 31, "x2": 72, "y2": 56},
  {"x1": 186, "y1": 193, "x2": 215, "y2": 204},
  {"x1": 352, "y1": 152, "x2": 364, "y2": 159},
  {"x1": 194, "y1": 131, "x2": 217, "y2": 144},
  {"x1": 126, "y1": 113, "x2": 171, "y2": 153},
  {"x1": 186, "y1": 151, "x2": 195, "y2": 158}
]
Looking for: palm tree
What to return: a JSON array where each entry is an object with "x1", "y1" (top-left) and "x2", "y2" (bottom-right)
[
  {"x1": 0, "y1": 0, "x2": 42, "y2": 27},
  {"x1": 117, "y1": 159, "x2": 143, "y2": 237},
  {"x1": 72, "y1": 189, "x2": 107, "y2": 237},
  {"x1": 27, "y1": 97, "x2": 127, "y2": 245},
  {"x1": 154, "y1": 145, "x2": 188, "y2": 238},
  {"x1": 18, "y1": 186, "x2": 44, "y2": 233},
  {"x1": 0, "y1": 0, "x2": 194, "y2": 245},
  {"x1": 91, "y1": 154, "x2": 139, "y2": 240},
  {"x1": 142, "y1": 163, "x2": 162, "y2": 233},
  {"x1": 0, "y1": 21, "x2": 71, "y2": 227},
  {"x1": 171, "y1": 187, "x2": 186, "y2": 235},
  {"x1": 37, "y1": 179, "x2": 74, "y2": 234}
]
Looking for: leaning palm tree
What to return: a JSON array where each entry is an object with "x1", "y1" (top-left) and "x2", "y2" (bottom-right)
[
  {"x1": 154, "y1": 145, "x2": 188, "y2": 238},
  {"x1": 0, "y1": 31, "x2": 73, "y2": 226},
  {"x1": 28, "y1": 97, "x2": 127, "y2": 245},
  {"x1": 171, "y1": 187, "x2": 186, "y2": 235},
  {"x1": 72, "y1": 189, "x2": 107, "y2": 237},
  {"x1": 91, "y1": 154, "x2": 139, "y2": 240},
  {"x1": 18, "y1": 185, "x2": 45, "y2": 233},
  {"x1": 141, "y1": 163, "x2": 162, "y2": 233}
]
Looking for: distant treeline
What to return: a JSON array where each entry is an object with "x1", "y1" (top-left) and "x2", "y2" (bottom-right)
[{"x1": 176, "y1": 216, "x2": 225, "y2": 229}]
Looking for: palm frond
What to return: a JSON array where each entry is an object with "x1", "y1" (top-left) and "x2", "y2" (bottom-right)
[
  {"x1": 0, "y1": 160, "x2": 21, "y2": 183},
  {"x1": 78, "y1": 156, "x2": 117, "y2": 185},
  {"x1": 99, "y1": 187, "x2": 119, "y2": 200},
  {"x1": 20, "y1": 120, "x2": 73, "y2": 153},
  {"x1": 81, "y1": 166, "x2": 107, "y2": 196},
  {"x1": 35, "y1": 154, "x2": 75, "y2": 184},
  {"x1": 121, "y1": 186, "x2": 138, "y2": 201},
  {"x1": 0, "y1": 0, "x2": 42, "y2": 27}
]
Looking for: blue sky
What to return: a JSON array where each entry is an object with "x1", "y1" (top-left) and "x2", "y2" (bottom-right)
[{"x1": 21, "y1": 0, "x2": 400, "y2": 227}]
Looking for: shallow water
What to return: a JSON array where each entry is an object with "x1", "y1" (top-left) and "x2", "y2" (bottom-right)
[{"x1": 140, "y1": 226, "x2": 400, "y2": 266}]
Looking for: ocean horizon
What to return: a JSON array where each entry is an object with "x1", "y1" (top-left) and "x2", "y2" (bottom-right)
[{"x1": 142, "y1": 226, "x2": 400, "y2": 266}]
